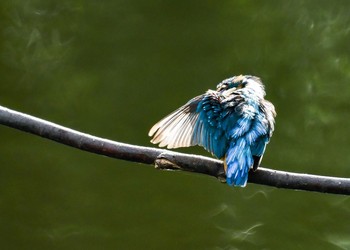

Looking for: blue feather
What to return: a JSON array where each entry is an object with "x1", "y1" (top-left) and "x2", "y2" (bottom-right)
[
  {"x1": 226, "y1": 138, "x2": 253, "y2": 186},
  {"x1": 149, "y1": 75, "x2": 276, "y2": 187}
]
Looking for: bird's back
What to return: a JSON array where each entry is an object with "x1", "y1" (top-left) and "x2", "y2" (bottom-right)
[{"x1": 149, "y1": 75, "x2": 276, "y2": 187}]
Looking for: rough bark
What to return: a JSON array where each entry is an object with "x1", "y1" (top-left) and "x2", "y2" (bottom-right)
[{"x1": 1, "y1": 105, "x2": 349, "y2": 195}]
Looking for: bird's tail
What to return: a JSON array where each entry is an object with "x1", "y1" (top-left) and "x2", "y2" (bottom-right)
[{"x1": 225, "y1": 138, "x2": 253, "y2": 187}]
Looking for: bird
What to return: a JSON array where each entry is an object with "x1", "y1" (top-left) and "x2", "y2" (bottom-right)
[{"x1": 148, "y1": 75, "x2": 276, "y2": 187}]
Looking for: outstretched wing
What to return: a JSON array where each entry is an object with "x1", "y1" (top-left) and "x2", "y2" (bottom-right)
[{"x1": 149, "y1": 90, "x2": 234, "y2": 158}]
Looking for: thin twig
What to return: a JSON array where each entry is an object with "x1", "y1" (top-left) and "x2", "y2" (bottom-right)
[{"x1": 0, "y1": 105, "x2": 349, "y2": 195}]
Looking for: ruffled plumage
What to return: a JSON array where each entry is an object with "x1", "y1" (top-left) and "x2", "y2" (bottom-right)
[{"x1": 149, "y1": 75, "x2": 276, "y2": 187}]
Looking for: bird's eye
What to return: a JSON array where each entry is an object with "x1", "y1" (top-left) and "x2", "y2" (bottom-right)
[{"x1": 233, "y1": 80, "x2": 247, "y2": 89}]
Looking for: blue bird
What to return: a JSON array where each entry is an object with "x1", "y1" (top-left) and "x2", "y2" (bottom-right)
[{"x1": 148, "y1": 75, "x2": 276, "y2": 187}]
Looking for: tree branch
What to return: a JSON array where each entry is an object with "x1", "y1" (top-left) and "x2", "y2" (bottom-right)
[{"x1": 0, "y1": 105, "x2": 349, "y2": 195}]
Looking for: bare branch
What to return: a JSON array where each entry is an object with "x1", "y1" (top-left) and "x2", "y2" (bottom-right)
[{"x1": 0, "y1": 105, "x2": 349, "y2": 195}]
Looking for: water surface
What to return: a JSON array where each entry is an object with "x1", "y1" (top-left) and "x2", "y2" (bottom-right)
[{"x1": 1, "y1": 1, "x2": 350, "y2": 249}]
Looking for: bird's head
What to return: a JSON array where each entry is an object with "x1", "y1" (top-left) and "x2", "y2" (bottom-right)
[{"x1": 216, "y1": 75, "x2": 265, "y2": 99}]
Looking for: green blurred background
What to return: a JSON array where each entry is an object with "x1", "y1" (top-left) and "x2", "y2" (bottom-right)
[{"x1": 1, "y1": 0, "x2": 350, "y2": 249}]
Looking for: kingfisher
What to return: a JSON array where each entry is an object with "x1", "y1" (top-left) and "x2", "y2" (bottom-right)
[{"x1": 148, "y1": 75, "x2": 276, "y2": 187}]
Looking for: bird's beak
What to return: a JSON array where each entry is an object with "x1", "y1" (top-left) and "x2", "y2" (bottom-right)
[
  {"x1": 222, "y1": 87, "x2": 237, "y2": 97},
  {"x1": 216, "y1": 84, "x2": 227, "y2": 91}
]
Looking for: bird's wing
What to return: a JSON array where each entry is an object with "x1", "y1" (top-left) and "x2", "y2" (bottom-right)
[
  {"x1": 249, "y1": 101, "x2": 276, "y2": 170},
  {"x1": 251, "y1": 137, "x2": 268, "y2": 170},
  {"x1": 149, "y1": 90, "x2": 237, "y2": 158}
]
